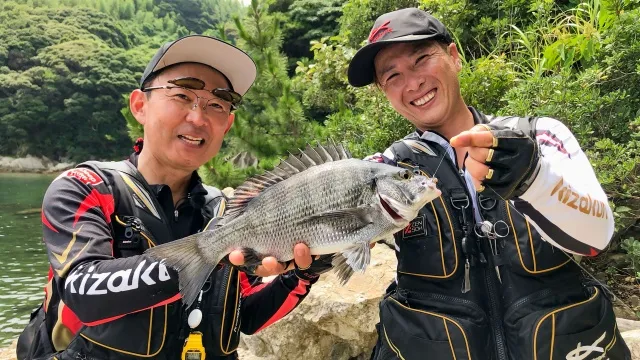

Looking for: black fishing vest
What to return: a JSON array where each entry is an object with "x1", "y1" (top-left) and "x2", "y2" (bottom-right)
[
  {"x1": 373, "y1": 116, "x2": 630, "y2": 360},
  {"x1": 64, "y1": 160, "x2": 242, "y2": 360}
]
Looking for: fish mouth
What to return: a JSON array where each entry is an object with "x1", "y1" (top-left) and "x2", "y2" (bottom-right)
[
  {"x1": 379, "y1": 194, "x2": 403, "y2": 221},
  {"x1": 378, "y1": 192, "x2": 415, "y2": 225}
]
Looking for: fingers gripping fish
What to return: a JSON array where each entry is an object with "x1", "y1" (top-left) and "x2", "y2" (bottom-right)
[{"x1": 146, "y1": 142, "x2": 441, "y2": 307}]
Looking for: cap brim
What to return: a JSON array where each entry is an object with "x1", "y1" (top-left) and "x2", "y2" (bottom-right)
[
  {"x1": 151, "y1": 35, "x2": 257, "y2": 96},
  {"x1": 347, "y1": 34, "x2": 441, "y2": 87}
]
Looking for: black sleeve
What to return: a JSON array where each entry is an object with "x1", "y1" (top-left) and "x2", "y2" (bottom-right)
[
  {"x1": 43, "y1": 169, "x2": 180, "y2": 325},
  {"x1": 238, "y1": 271, "x2": 316, "y2": 334}
]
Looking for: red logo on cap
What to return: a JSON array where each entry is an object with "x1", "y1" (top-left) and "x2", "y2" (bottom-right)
[{"x1": 368, "y1": 20, "x2": 393, "y2": 43}]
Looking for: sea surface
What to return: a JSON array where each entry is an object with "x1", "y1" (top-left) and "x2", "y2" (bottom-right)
[{"x1": 0, "y1": 173, "x2": 54, "y2": 346}]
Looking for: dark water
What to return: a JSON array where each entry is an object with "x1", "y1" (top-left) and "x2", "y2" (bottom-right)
[{"x1": 0, "y1": 173, "x2": 55, "y2": 347}]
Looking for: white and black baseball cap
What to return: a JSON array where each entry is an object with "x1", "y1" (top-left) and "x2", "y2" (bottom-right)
[
  {"x1": 348, "y1": 8, "x2": 453, "y2": 87},
  {"x1": 139, "y1": 35, "x2": 257, "y2": 96}
]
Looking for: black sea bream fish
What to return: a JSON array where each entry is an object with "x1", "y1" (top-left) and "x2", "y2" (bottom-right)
[{"x1": 146, "y1": 143, "x2": 441, "y2": 306}]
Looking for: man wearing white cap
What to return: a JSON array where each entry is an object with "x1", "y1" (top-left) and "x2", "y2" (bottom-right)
[{"x1": 17, "y1": 35, "x2": 325, "y2": 360}]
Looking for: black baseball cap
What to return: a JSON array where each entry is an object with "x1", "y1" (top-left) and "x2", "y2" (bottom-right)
[
  {"x1": 347, "y1": 8, "x2": 453, "y2": 87},
  {"x1": 139, "y1": 35, "x2": 257, "y2": 96}
]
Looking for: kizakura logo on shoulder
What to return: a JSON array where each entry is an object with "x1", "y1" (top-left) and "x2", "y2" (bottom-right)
[{"x1": 64, "y1": 260, "x2": 172, "y2": 295}]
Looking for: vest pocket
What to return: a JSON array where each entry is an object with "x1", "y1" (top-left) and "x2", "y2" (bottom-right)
[
  {"x1": 77, "y1": 306, "x2": 169, "y2": 357},
  {"x1": 379, "y1": 291, "x2": 492, "y2": 360},
  {"x1": 395, "y1": 197, "x2": 462, "y2": 279},
  {"x1": 503, "y1": 286, "x2": 630, "y2": 360},
  {"x1": 500, "y1": 200, "x2": 571, "y2": 275},
  {"x1": 202, "y1": 265, "x2": 242, "y2": 357}
]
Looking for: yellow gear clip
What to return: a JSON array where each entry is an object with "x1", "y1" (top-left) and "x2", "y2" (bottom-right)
[{"x1": 182, "y1": 331, "x2": 206, "y2": 360}]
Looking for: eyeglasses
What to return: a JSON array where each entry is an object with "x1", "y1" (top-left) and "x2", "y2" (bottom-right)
[{"x1": 142, "y1": 77, "x2": 242, "y2": 111}]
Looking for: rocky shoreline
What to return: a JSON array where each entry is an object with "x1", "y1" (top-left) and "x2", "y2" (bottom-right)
[{"x1": 0, "y1": 156, "x2": 75, "y2": 174}]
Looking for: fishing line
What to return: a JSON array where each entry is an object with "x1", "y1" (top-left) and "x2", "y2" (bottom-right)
[
  {"x1": 429, "y1": 138, "x2": 636, "y2": 314},
  {"x1": 431, "y1": 144, "x2": 449, "y2": 177}
]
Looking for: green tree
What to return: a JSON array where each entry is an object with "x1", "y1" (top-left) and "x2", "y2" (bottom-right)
[
  {"x1": 226, "y1": 0, "x2": 316, "y2": 157},
  {"x1": 0, "y1": 0, "x2": 241, "y2": 161},
  {"x1": 274, "y1": 0, "x2": 343, "y2": 73}
]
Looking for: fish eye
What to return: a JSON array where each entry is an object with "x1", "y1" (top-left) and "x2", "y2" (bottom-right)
[{"x1": 398, "y1": 170, "x2": 412, "y2": 180}]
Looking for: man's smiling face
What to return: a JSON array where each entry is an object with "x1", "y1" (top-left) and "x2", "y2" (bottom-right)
[
  {"x1": 374, "y1": 40, "x2": 463, "y2": 132},
  {"x1": 136, "y1": 63, "x2": 235, "y2": 172}
]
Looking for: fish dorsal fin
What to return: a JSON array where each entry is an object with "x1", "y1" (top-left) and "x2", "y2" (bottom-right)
[{"x1": 224, "y1": 142, "x2": 352, "y2": 220}]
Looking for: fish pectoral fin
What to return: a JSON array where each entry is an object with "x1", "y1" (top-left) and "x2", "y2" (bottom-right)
[
  {"x1": 331, "y1": 241, "x2": 371, "y2": 285},
  {"x1": 301, "y1": 206, "x2": 373, "y2": 226}
]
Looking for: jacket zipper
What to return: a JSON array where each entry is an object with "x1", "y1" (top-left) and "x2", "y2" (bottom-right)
[
  {"x1": 407, "y1": 291, "x2": 488, "y2": 319},
  {"x1": 503, "y1": 288, "x2": 554, "y2": 320},
  {"x1": 484, "y1": 261, "x2": 508, "y2": 360},
  {"x1": 440, "y1": 149, "x2": 475, "y2": 293},
  {"x1": 440, "y1": 141, "x2": 508, "y2": 360},
  {"x1": 174, "y1": 193, "x2": 191, "y2": 222}
]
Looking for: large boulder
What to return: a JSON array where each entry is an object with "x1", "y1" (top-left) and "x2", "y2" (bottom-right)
[
  {"x1": 2, "y1": 156, "x2": 47, "y2": 172},
  {"x1": 0, "y1": 155, "x2": 73, "y2": 173},
  {"x1": 623, "y1": 329, "x2": 640, "y2": 359},
  {"x1": 238, "y1": 244, "x2": 397, "y2": 360},
  {"x1": 0, "y1": 340, "x2": 16, "y2": 360}
]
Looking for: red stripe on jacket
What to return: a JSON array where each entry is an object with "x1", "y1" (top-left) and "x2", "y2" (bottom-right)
[
  {"x1": 73, "y1": 189, "x2": 115, "y2": 226},
  {"x1": 239, "y1": 272, "x2": 268, "y2": 296},
  {"x1": 254, "y1": 278, "x2": 309, "y2": 333},
  {"x1": 82, "y1": 293, "x2": 182, "y2": 327}
]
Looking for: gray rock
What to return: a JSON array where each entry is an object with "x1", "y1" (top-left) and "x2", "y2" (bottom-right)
[
  {"x1": 49, "y1": 162, "x2": 75, "y2": 172},
  {"x1": 238, "y1": 245, "x2": 397, "y2": 360},
  {"x1": 8, "y1": 155, "x2": 46, "y2": 171},
  {"x1": 622, "y1": 329, "x2": 640, "y2": 359},
  {"x1": 618, "y1": 318, "x2": 640, "y2": 333}
]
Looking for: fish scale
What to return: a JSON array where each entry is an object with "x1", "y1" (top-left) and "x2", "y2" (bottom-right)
[{"x1": 146, "y1": 142, "x2": 441, "y2": 307}]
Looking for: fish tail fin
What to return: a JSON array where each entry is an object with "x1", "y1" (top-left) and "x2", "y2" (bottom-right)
[{"x1": 145, "y1": 232, "x2": 218, "y2": 308}]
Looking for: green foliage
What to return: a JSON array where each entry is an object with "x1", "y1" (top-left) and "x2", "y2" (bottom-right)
[
  {"x1": 0, "y1": 0, "x2": 241, "y2": 161},
  {"x1": 227, "y1": 0, "x2": 317, "y2": 157},
  {"x1": 322, "y1": 87, "x2": 413, "y2": 158},
  {"x1": 459, "y1": 54, "x2": 518, "y2": 114},
  {"x1": 622, "y1": 238, "x2": 640, "y2": 276},
  {"x1": 587, "y1": 138, "x2": 639, "y2": 238},
  {"x1": 294, "y1": 35, "x2": 355, "y2": 120},
  {"x1": 499, "y1": 69, "x2": 634, "y2": 145},
  {"x1": 339, "y1": 0, "x2": 420, "y2": 48},
  {"x1": 199, "y1": 0, "x2": 321, "y2": 187},
  {"x1": 273, "y1": 0, "x2": 343, "y2": 73}
]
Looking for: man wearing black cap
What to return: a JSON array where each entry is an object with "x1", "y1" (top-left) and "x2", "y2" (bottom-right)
[
  {"x1": 17, "y1": 35, "x2": 327, "y2": 360},
  {"x1": 349, "y1": 8, "x2": 630, "y2": 360}
]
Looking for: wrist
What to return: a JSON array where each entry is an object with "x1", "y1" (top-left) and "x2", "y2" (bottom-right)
[{"x1": 513, "y1": 149, "x2": 541, "y2": 198}]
